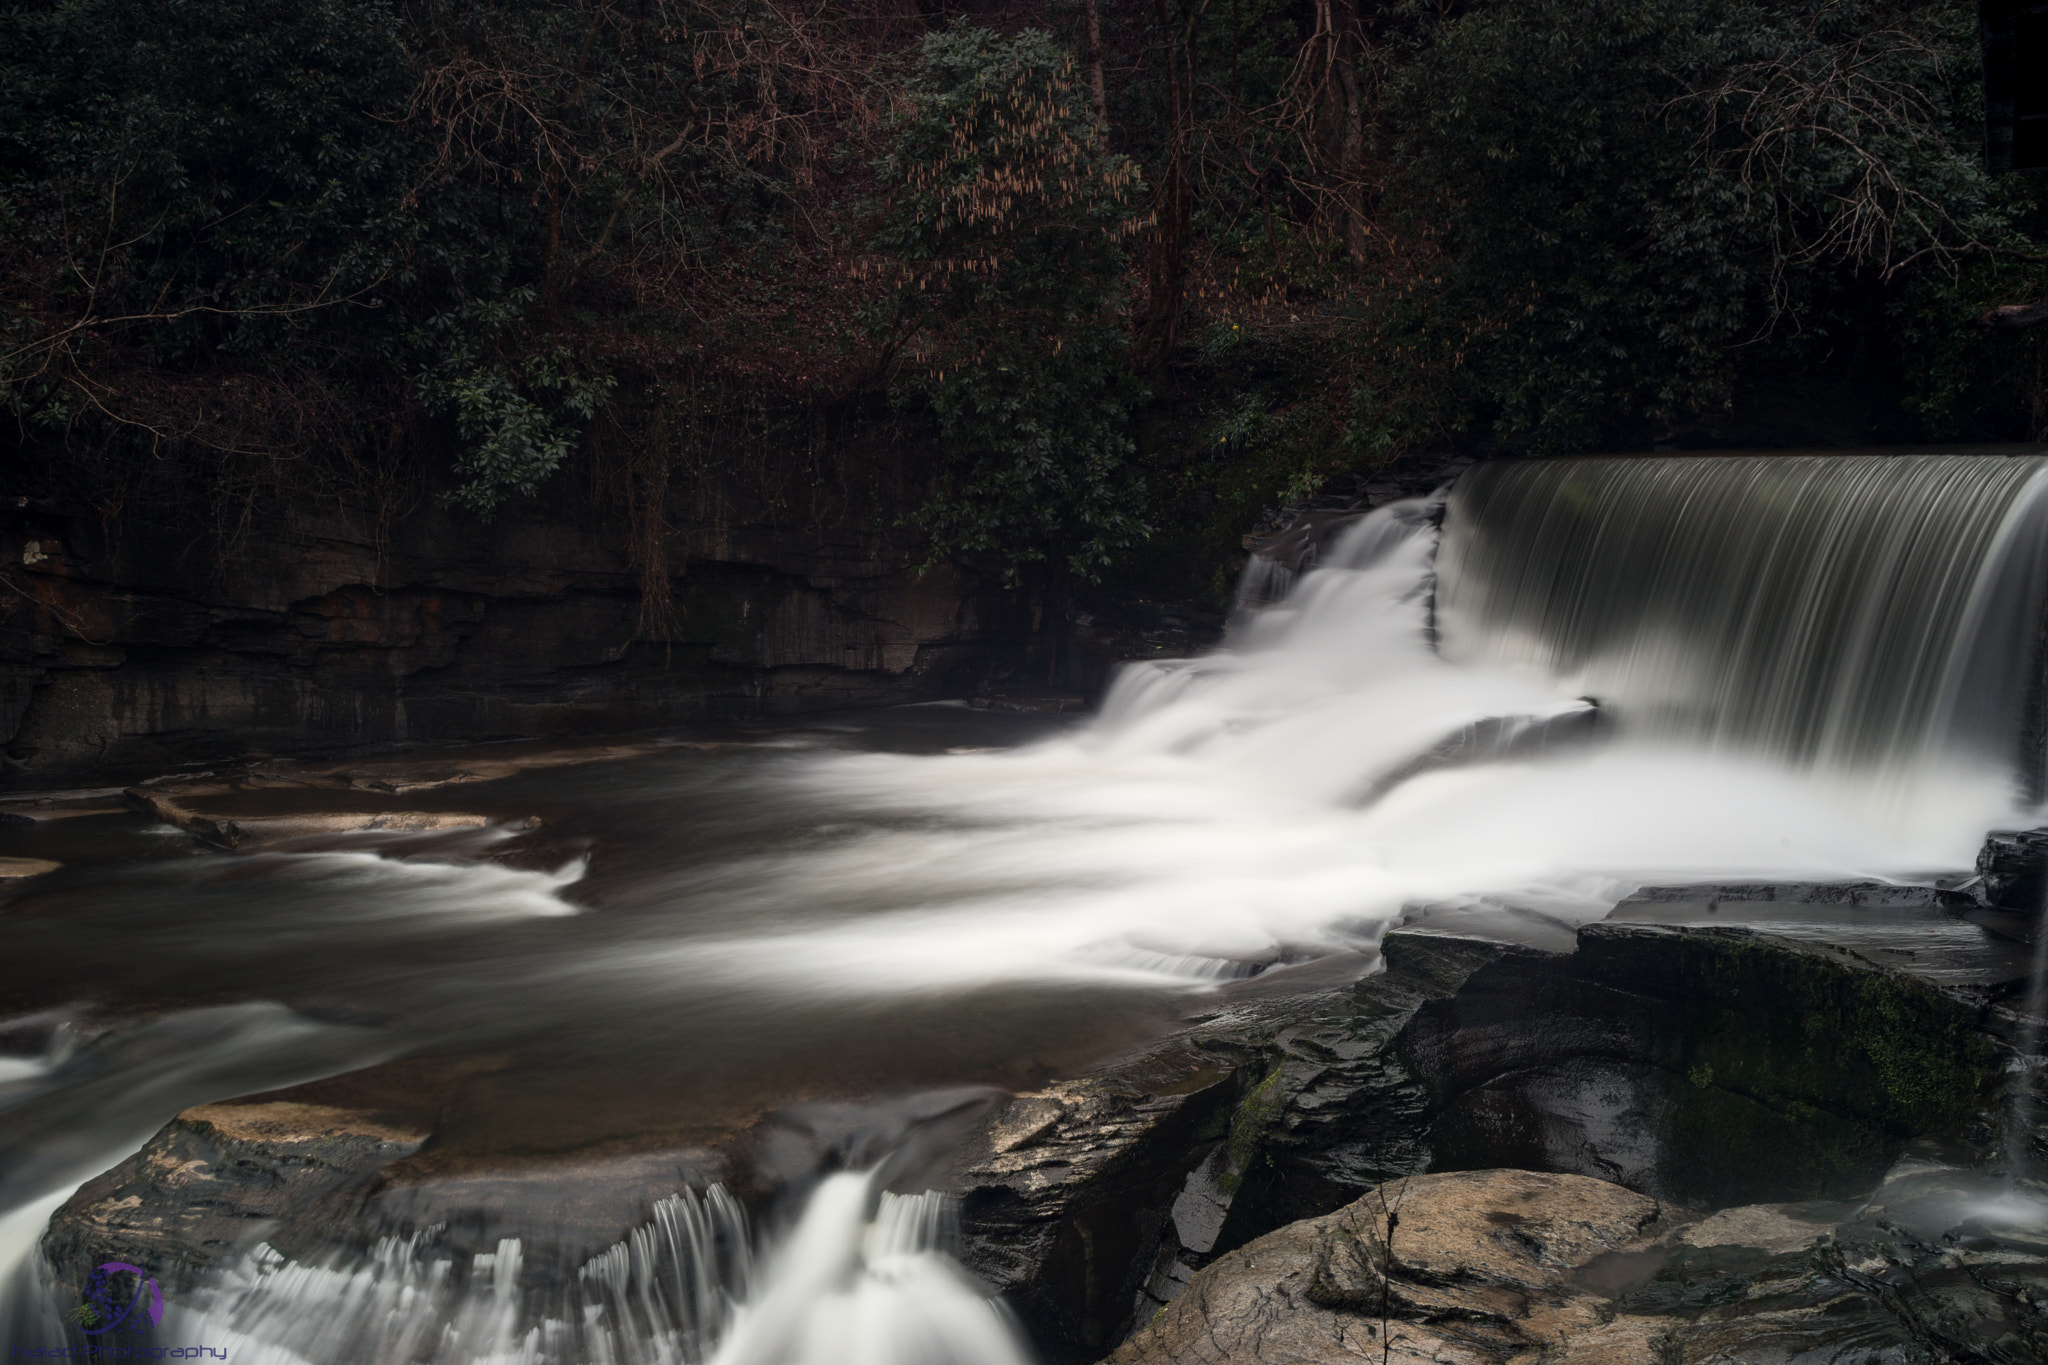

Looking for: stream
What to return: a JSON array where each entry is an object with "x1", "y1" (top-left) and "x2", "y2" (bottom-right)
[{"x1": 3, "y1": 454, "x2": 2045, "y2": 1362}]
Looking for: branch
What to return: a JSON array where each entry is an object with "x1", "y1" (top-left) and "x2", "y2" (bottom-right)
[{"x1": 1980, "y1": 302, "x2": 2048, "y2": 329}]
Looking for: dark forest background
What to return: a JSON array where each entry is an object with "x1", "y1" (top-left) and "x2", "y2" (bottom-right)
[{"x1": 4, "y1": 0, "x2": 2045, "y2": 613}]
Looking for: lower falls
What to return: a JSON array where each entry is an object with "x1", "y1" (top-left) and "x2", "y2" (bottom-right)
[{"x1": 0, "y1": 451, "x2": 2044, "y2": 1363}]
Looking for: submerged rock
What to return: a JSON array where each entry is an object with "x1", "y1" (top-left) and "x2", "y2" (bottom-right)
[
  {"x1": 1349, "y1": 699, "x2": 1604, "y2": 807},
  {"x1": 123, "y1": 786, "x2": 499, "y2": 849}
]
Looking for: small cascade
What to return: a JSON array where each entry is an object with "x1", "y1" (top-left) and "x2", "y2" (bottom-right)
[
  {"x1": 0, "y1": 1005, "x2": 391, "y2": 1347},
  {"x1": 167, "y1": 1176, "x2": 1023, "y2": 1365},
  {"x1": 580, "y1": 1188, "x2": 755, "y2": 1360},
  {"x1": 1230, "y1": 553, "x2": 1295, "y2": 613},
  {"x1": 707, "y1": 1172, "x2": 1029, "y2": 1365}
]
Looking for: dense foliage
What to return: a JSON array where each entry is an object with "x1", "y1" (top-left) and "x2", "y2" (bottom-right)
[
  {"x1": 3, "y1": 0, "x2": 2043, "y2": 600},
  {"x1": 876, "y1": 25, "x2": 1147, "y2": 580}
]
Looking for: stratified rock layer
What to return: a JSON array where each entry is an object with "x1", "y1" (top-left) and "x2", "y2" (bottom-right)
[{"x1": 1, "y1": 493, "x2": 1026, "y2": 786}]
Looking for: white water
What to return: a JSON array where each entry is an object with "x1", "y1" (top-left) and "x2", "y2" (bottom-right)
[
  {"x1": 706, "y1": 1174, "x2": 1027, "y2": 1365},
  {"x1": 10, "y1": 456, "x2": 2048, "y2": 1364},
  {"x1": 166, "y1": 1174, "x2": 1025, "y2": 1365},
  {"x1": 0, "y1": 1005, "x2": 394, "y2": 1344},
  {"x1": 620, "y1": 481, "x2": 2028, "y2": 1006},
  {"x1": 1439, "y1": 455, "x2": 2048, "y2": 805}
]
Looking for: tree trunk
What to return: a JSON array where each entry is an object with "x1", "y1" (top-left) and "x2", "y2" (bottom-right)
[
  {"x1": 1084, "y1": 0, "x2": 1109, "y2": 133},
  {"x1": 1332, "y1": 0, "x2": 1367, "y2": 263},
  {"x1": 1143, "y1": 0, "x2": 1195, "y2": 368},
  {"x1": 1982, "y1": 302, "x2": 2048, "y2": 328}
]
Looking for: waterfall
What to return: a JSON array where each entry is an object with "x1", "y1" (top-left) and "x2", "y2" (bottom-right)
[
  {"x1": 12, "y1": 453, "x2": 2048, "y2": 1365},
  {"x1": 1435, "y1": 454, "x2": 2048, "y2": 802},
  {"x1": 164, "y1": 1175, "x2": 1025, "y2": 1365},
  {"x1": 705, "y1": 1173, "x2": 1028, "y2": 1365}
]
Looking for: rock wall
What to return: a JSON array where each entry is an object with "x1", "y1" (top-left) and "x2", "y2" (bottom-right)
[{"x1": 0, "y1": 491, "x2": 1027, "y2": 788}]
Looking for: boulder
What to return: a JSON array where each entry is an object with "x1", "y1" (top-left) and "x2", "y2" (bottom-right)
[
  {"x1": 1220, "y1": 918, "x2": 2004, "y2": 1247},
  {"x1": 1104, "y1": 1168, "x2": 1679, "y2": 1365},
  {"x1": 1106, "y1": 1158, "x2": 2048, "y2": 1364},
  {"x1": 40, "y1": 1101, "x2": 429, "y2": 1300},
  {"x1": 948, "y1": 1040, "x2": 1255, "y2": 1364}
]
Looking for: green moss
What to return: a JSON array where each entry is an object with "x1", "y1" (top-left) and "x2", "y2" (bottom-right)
[
  {"x1": 1218, "y1": 1066, "x2": 1289, "y2": 1192},
  {"x1": 1642, "y1": 932, "x2": 1998, "y2": 1203}
]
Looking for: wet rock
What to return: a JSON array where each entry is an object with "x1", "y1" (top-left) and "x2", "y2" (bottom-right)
[
  {"x1": 0, "y1": 797, "x2": 125, "y2": 824},
  {"x1": 40, "y1": 1088, "x2": 735, "y2": 1307},
  {"x1": 1106, "y1": 1158, "x2": 2048, "y2": 1365},
  {"x1": 1058, "y1": 601, "x2": 1227, "y2": 699},
  {"x1": 948, "y1": 1041, "x2": 1255, "y2": 1364},
  {"x1": 1350, "y1": 700, "x2": 1603, "y2": 806},
  {"x1": 1, "y1": 491, "x2": 1022, "y2": 788},
  {"x1": 946, "y1": 909, "x2": 2025, "y2": 1361},
  {"x1": 359, "y1": 1148, "x2": 733, "y2": 1287},
  {"x1": 1105, "y1": 1169, "x2": 1679, "y2": 1365},
  {"x1": 1974, "y1": 828, "x2": 2048, "y2": 915},
  {"x1": 1098, "y1": 907, "x2": 2023, "y2": 1350},
  {"x1": 122, "y1": 786, "x2": 498, "y2": 850},
  {"x1": 40, "y1": 1079, "x2": 993, "y2": 1318},
  {"x1": 0, "y1": 856, "x2": 59, "y2": 877},
  {"x1": 970, "y1": 689, "x2": 1091, "y2": 715},
  {"x1": 1951, "y1": 827, "x2": 2048, "y2": 943},
  {"x1": 1242, "y1": 509, "x2": 1371, "y2": 575},
  {"x1": 260, "y1": 738, "x2": 672, "y2": 794},
  {"x1": 41, "y1": 1101, "x2": 430, "y2": 1300},
  {"x1": 1223, "y1": 921, "x2": 2002, "y2": 1239}
]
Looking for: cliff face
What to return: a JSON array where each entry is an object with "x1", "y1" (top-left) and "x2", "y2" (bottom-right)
[{"x1": 0, "y1": 493, "x2": 1024, "y2": 788}]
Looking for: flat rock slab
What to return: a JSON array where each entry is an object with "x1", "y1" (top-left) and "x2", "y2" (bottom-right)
[{"x1": 123, "y1": 787, "x2": 500, "y2": 849}]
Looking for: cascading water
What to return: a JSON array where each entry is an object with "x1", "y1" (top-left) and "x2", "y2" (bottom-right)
[
  {"x1": 6, "y1": 451, "x2": 2048, "y2": 1365},
  {"x1": 1436, "y1": 454, "x2": 2048, "y2": 806},
  {"x1": 163, "y1": 1175, "x2": 1025, "y2": 1365},
  {"x1": 705, "y1": 1173, "x2": 1028, "y2": 1365}
]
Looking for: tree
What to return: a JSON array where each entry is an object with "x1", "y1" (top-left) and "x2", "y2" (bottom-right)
[
  {"x1": 875, "y1": 24, "x2": 1149, "y2": 584},
  {"x1": 1377, "y1": 0, "x2": 2011, "y2": 454}
]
